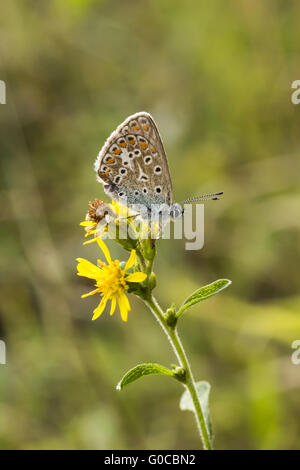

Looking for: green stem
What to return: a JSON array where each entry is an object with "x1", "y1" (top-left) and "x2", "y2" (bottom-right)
[
  {"x1": 135, "y1": 248, "x2": 147, "y2": 272},
  {"x1": 144, "y1": 295, "x2": 212, "y2": 450}
]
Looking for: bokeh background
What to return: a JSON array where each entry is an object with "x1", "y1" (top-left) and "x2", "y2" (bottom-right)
[{"x1": 1, "y1": 0, "x2": 300, "y2": 450}]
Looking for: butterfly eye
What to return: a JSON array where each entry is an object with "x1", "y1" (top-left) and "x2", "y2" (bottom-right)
[
  {"x1": 144, "y1": 156, "x2": 152, "y2": 165},
  {"x1": 170, "y1": 204, "x2": 183, "y2": 219}
]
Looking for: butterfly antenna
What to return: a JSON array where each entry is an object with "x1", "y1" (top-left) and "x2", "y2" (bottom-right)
[
  {"x1": 118, "y1": 214, "x2": 140, "y2": 220},
  {"x1": 181, "y1": 192, "x2": 223, "y2": 204}
]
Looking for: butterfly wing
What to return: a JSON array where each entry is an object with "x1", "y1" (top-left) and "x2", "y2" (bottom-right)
[{"x1": 94, "y1": 112, "x2": 173, "y2": 211}]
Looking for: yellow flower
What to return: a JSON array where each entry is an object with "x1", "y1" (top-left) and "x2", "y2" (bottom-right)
[
  {"x1": 80, "y1": 200, "x2": 138, "y2": 246},
  {"x1": 77, "y1": 239, "x2": 147, "y2": 322},
  {"x1": 111, "y1": 200, "x2": 132, "y2": 218}
]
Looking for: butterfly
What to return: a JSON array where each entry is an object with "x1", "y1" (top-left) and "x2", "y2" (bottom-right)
[{"x1": 94, "y1": 112, "x2": 222, "y2": 222}]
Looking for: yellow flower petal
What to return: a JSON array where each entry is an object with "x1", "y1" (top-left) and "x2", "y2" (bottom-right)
[
  {"x1": 112, "y1": 201, "x2": 129, "y2": 217},
  {"x1": 81, "y1": 288, "x2": 100, "y2": 298},
  {"x1": 85, "y1": 229, "x2": 98, "y2": 237},
  {"x1": 76, "y1": 258, "x2": 102, "y2": 278},
  {"x1": 83, "y1": 237, "x2": 100, "y2": 245},
  {"x1": 92, "y1": 296, "x2": 108, "y2": 320},
  {"x1": 96, "y1": 238, "x2": 112, "y2": 264},
  {"x1": 110, "y1": 296, "x2": 116, "y2": 316},
  {"x1": 117, "y1": 292, "x2": 130, "y2": 322},
  {"x1": 123, "y1": 292, "x2": 131, "y2": 310},
  {"x1": 126, "y1": 272, "x2": 147, "y2": 283},
  {"x1": 124, "y1": 249, "x2": 136, "y2": 272},
  {"x1": 80, "y1": 221, "x2": 97, "y2": 227}
]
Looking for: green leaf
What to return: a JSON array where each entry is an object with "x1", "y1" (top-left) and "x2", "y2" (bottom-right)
[
  {"x1": 177, "y1": 279, "x2": 231, "y2": 317},
  {"x1": 116, "y1": 363, "x2": 175, "y2": 390},
  {"x1": 180, "y1": 381, "x2": 212, "y2": 439}
]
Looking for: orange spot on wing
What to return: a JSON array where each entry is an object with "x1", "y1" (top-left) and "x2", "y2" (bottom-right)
[
  {"x1": 140, "y1": 141, "x2": 148, "y2": 150},
  {"x1": 143, "y1": 124, "x2": 149, "y2": 131},
  {"x1": 131, "y1": 125, "x2": 140, "y2": 132},
  {"x1": 150, "y1": 147, "x2": 156, "y2": 153},
  {"x1": 112, "y1": 148, "x2": 122, "y2": 155},
  {"x1": 128, "y1": 137, "x2": 136, "y2": 144},
  {"x1": 99, "y1": 170, "x2": 111, "y2": 182},
  {"x1": 119, "y1": 142, "x2": 127, "y2": 148},
  {"x1": 105, "y1": 157, "x2": 115, "y2": 164}
]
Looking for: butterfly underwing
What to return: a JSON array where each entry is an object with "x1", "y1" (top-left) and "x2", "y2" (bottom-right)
[
  {"x1": 94, "y1": 111, "x2": 179, "y2": 219},
  {"x1": 94, "y1": 112, "x2": 222, "y2": 222}
]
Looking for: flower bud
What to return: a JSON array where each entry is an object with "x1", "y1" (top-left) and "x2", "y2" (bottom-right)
[
  {"x1": 172, "y1": 366, "x2": 186, "y2": 383},
  {"x1": 165, "y1": 304, "x2": 177, "y2": 328}
]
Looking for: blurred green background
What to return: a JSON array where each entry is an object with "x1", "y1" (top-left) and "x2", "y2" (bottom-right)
[{"x1": 1, "y1": 0, "x2": 300, "y2": 450}]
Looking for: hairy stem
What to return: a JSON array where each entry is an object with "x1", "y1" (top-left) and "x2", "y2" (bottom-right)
[{"x1": 144, "y1": 295, "x2": 212, "y2": 450}]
